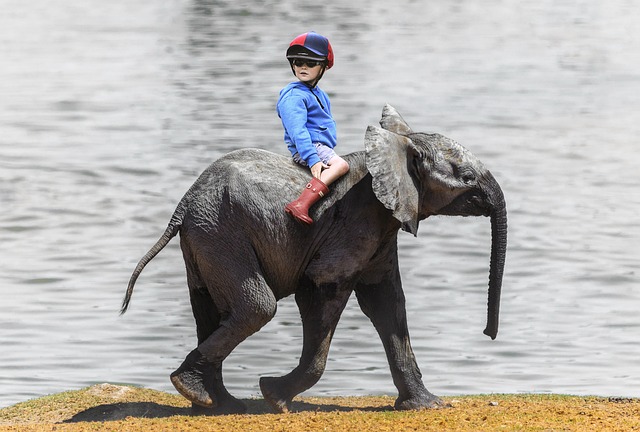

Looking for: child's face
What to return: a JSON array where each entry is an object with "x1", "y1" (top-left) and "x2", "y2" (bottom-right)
[{"x1": 292, "y1": 60, "x2": 324, "y2": 85}]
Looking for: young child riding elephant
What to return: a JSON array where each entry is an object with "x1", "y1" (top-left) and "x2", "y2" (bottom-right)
[{"x1": 277, "y1": 31, "x2": 350, "y2": 224}]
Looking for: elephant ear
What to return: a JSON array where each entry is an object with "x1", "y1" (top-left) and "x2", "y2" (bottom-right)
[
  {"x1": 379, "y1": 104, "x2": 414, "y2": 136},
  {"x1": 365, "y1": 125, "x2": 420, "y2": 236}
]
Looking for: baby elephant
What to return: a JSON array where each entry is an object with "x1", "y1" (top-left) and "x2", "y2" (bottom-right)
[{"x1": 121, "y1": 105, "x2": 507, "y2": 414}]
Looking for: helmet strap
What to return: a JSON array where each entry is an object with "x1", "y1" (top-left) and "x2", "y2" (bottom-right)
[{"x1": 315, "y1": 64, "x2": 327, "y2": 86}]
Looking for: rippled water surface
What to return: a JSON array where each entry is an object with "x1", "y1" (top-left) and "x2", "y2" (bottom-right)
[{"x1": 2, "y1": 0, "x2": 640, "y2": 408}]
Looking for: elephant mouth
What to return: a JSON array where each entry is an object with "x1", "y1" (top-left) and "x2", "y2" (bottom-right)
[{"x1": 438, "y1": 190, "x2": 491, "y2": 217}]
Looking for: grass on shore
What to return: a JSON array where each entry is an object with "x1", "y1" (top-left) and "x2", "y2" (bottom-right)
[{"x1": 0, "y1": 383, "x2": 639, "y2": 431}]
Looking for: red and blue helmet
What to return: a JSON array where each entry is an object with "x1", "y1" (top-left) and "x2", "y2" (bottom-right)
[{"x1": 286, "y1": 31, "x2": 334, "y2": 69}]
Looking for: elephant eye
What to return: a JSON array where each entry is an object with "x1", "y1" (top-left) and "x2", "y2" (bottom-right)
[
  {"x1": 452, "y1": 163, "x2": 475, "y2": 184},
  {"x1": 461, "y1": 171, "x2": 476, "y2": 184}
]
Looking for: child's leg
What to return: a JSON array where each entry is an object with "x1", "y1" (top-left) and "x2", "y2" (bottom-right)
[
  {"x1": 284, "y1": 147, "x2": 349, "y2": 225},
  {"x1": 320, "y1": 155, "x2": 350, "y2": 186}
]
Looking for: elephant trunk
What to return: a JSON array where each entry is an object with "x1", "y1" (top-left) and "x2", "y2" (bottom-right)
[{"x1": 482, "y1": 174, "x2": 507, "y2": 340}]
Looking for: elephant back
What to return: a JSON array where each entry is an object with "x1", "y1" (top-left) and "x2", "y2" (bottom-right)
[{"x1": 181, "y1": 148, "x2": 369, "y2": 224}]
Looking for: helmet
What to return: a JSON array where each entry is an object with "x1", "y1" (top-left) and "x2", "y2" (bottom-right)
[{"x1": 286, "y1": 32, "x2": 334, "y2": 69}]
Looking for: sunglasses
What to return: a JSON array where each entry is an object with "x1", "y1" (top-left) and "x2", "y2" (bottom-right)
[{"x1": 291, "y1": 59, "x2": 323, "y2": 68}]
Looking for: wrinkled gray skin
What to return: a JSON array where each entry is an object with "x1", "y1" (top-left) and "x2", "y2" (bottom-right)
[{"x1": 121, "y1": 105, "x2": 507, "y2": 415}]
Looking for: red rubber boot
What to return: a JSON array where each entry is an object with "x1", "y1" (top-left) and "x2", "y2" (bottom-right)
[{"x1": 284, "y1": 177, "x2": 329, "y2": 225}]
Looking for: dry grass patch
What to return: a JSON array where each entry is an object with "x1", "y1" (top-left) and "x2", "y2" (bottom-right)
[{"x1": 1, "y1": 384, "x2": 639, "y2": 431}]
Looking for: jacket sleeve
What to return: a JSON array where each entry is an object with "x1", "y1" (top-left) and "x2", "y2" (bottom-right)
[{"x1": 278, "y1": 93, "x2": 321, "y2": 168}]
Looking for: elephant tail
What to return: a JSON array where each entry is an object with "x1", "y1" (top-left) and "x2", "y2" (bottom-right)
[{"x1": 120, "y1": 213, "x2": 182, "y2": 315}]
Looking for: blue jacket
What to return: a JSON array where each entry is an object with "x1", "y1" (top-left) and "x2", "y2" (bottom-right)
[{"x1": 277, "y1": 82, "x2": 337, "y2": 168}]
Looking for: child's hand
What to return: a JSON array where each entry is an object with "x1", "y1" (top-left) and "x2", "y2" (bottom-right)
[{"x1": 310, "y1": 162, "x2": 329, "y2": 179}]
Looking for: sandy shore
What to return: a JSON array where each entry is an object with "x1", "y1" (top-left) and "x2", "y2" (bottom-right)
[{"x1": 0, "y1": 384, "x2": 638, "y2": 431}]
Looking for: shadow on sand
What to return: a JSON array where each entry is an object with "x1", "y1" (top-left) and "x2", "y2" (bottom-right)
[{"x1": 63, "y1": 398, "x2": 391, "y2": 423}]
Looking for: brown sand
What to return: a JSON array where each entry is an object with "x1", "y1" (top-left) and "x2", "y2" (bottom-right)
[{"x1": 1, "y1": 383, "x2": 638, "y2": 431}]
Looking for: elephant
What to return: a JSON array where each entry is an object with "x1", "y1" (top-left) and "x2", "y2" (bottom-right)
[{"x1": 120, "y1": 104, "x2": 507, "y2": 414}]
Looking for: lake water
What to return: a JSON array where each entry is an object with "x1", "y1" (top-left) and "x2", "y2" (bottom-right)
[{"x1": 1, "y1": 0, "x2": 639, "y2": 409}]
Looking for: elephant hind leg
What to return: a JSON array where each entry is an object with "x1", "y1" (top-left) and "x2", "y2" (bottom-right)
[
  {"x1": 171, "y1": 348, "x2": 247, "y2": 415},
  {"x1": 182, "y1": 262, "x2": 245, "y2": 414},
  {"x1": 185, "y1": 264, "x2": 220, "y2": 345},
  {"x1": 182, "y1": 235, "x2": 223, "y2": 345},
  {"x1": 260, "y1": 282, "x2": 352, "y2": 413},
  {"x1": 172, "y1": 243, "x2": 277, "y2": 413}
]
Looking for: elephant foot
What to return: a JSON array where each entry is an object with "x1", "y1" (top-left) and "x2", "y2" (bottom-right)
[
  {"x1": 395, "y1": 391, "x2": 451, "y2": 411},
  {"x1": 259, "y1": 376, "x2": 292, "y2": 413},
  {"x1": 170, "y1": 349, "x2": 218, "y2": 408}
]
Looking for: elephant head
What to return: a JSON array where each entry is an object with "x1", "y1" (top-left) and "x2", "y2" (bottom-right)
[{"x1": 365, "y1": 105, "x2": 507, "y2": 339}]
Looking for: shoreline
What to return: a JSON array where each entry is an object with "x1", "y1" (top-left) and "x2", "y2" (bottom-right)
[{"x1": 1, "y1": 384, "x2": 638, "y2": 431}]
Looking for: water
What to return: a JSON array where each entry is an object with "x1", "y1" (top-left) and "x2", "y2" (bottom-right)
[{"x1": 1, "y1": 0, "x2": 639, "y2": 408}]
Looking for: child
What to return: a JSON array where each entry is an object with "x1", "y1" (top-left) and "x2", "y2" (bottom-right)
[{"x1": 277, "y1": 31, "x2": 350, "y2": 225}]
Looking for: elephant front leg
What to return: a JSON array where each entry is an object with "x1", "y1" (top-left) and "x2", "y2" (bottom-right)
[
  {"x1": 260, "y1": 283, "x2": 352, "y2": 413},
  {"x1": 355, "y1": 271, "x2": 447, "y2": 410}
]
